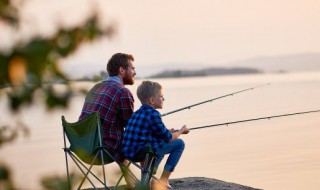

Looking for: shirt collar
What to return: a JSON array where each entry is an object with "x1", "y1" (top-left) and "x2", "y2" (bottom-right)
[
  {"x1": 142, "y1": 104, "x2": 160, "y2": 114},
  {"x1": 106, "y1": 76, "x2": 122, "y2": 85},
  {"x1": 142, "y1": 104, "x2": 154, "y2": 109}
]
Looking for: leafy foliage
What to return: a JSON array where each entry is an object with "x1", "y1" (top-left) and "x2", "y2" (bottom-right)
[
  {"x1": 0, "y1": 13, "x2": 114, "y2": 111},
  {"x1": 0, "y1": 0, "x2": 18, "y2": 26},
  {"x1": 0, "y1": 164, "x2": 15, "y2": 190},
  {"x1": 0, "y1": 1, "x2": 115, "y2": 189}
]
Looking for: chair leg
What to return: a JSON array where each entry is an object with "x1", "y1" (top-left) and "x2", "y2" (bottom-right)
[
  {"x1": 99, "y1": 149, "x2": 107, "y2": 189},
  {"x1": 70, "y1": 152, "x2": 112, "y2": 190},
  {"x1": 117, "y1": 161, "x2": 142, "y2": 188},
  {"x1": 64, "y1": 149, "x2": 72, "y2": 190},
  {"x1": 68, "y1": 153, "x2": 97, "y2": 189},
  {"x1": 101, "y1": 148, "x2": 141, "y2": 188},
  {"x1": 141, "y1": 153, "x2": 155, "y2": 186},
  {"x1": 146, "y1": 156, "x2": 155, "y2": 184},
  {"x1": 115, "y1": 163, "x2": 132, "y2": 187}
]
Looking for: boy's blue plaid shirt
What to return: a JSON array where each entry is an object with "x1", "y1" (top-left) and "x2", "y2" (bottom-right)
[{"x1": 122, "y1": 104, "x2": 172, "y2": 159}]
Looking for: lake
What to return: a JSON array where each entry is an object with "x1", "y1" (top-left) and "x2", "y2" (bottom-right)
[{"x1": 1, "y1": 71, "x2": 320, "y2": 189}]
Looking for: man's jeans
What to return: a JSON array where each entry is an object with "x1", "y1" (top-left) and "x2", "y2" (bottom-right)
[{"x1": 154, "y1": 139, "x2": 185, "y2": 172}]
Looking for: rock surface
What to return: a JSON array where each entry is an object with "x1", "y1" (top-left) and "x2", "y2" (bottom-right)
[
  {"x1": 169, "y1": 177, "x2": 262, "y2": 190},
  {"x1": 100, "y1": 177, "x2": 262, "y2": 190}
]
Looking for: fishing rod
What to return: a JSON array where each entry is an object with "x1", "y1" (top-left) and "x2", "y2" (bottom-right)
[
  {"x1": 189, "y1": 109, "x2": 320, "y2": 131},
  {"x1": 161, "y1": 83, "x2": 270, "y2": 117}
]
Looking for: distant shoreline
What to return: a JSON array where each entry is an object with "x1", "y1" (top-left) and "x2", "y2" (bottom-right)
[{"x1": 147, "y1": 67, "x2": 262, "y2": 78}]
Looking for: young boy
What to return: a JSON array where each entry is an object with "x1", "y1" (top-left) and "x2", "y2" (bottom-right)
[{"x1": 122, "y1": 81, "x2": 189, "y2": 189}]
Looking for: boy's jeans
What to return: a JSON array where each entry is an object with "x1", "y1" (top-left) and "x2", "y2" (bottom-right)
[{"x1": 154, "y1": 138, "x2": 185, "y2": 172}]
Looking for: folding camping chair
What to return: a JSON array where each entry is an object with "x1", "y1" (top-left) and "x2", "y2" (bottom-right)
[{"x1": 62, "y1": 112, "x2": 157, "y2": 190}]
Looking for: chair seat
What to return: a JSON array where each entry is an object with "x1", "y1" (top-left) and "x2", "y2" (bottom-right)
[
  {"x1": 65, "y1": 146, "x2": 116, "y2": 165},
  {"x1": 129, "y1": 145, "x2": 155, "y2": 162}
]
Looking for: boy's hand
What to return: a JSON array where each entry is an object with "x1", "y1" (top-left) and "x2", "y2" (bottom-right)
[
  {"x1": 180, "y1": 125, "x2": 189, "y2": 134},
  {"x1": 170, "y1": 128, "x2": 179, "y2": 133},
  {"x1": 170, "y1": 125, "x2": 189, "y2": 134}
]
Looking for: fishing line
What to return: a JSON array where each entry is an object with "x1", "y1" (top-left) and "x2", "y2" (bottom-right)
[{"x1": 189, "y1": 109, "x2": 320, "y2": 131}]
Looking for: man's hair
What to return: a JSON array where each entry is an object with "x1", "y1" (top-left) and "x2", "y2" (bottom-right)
[
  {"x1": 137, "y1": 81, "x2": 162, "y2": 104},
  {"x1": 107, "y1": 53, "x2": 134, "y2": 76}
]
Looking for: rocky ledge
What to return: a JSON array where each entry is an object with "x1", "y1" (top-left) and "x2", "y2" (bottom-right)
[
  {"x1": 103, "y1": 177, "x2": 262, "y2": 190},
  {"x1": 168, "y1": 177, "x2": 262, "y2": 190}
]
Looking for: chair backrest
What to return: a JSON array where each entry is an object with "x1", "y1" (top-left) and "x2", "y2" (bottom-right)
[{"x1": 62, "y1": 112, "x2": 113, "y2": 165}]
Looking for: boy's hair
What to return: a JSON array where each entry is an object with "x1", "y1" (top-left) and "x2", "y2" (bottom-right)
[
  {"x1": 107, "y1": 53, "x2": 134, "y2": 76},
  {"x1": 137, "y1": 81, "x2": 162, "y2": 104}
]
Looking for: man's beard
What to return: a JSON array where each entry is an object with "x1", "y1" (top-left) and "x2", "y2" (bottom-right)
[{"x1": 123, "y1": 72, "x2": 134, "y2": 85}]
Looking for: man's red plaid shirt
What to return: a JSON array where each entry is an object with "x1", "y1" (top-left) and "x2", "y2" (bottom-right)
[{"x1": 79, "y1": 77, "x2": 134, "y2": 161}]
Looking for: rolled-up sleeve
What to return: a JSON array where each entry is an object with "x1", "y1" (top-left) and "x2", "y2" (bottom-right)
[{"x1": 150, "y1": 111, "x2": 172, "y2": 142}]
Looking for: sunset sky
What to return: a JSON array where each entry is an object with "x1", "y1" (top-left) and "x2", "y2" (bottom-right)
[{"x1": 3, "y1": 0, "x2": 320, "y2": 77}]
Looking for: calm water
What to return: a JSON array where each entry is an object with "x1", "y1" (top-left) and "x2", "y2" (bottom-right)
[{"x1": 1, "y1": 72, "x2": 320, "y2": 190}]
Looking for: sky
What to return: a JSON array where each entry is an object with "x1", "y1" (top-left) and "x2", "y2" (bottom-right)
[{"x1": 2, "y1": 0, "x2": 320, "y2": 77}]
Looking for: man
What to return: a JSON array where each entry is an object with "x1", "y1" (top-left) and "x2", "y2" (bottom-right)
[{"x1": 79, "y1": 53, "x2": 136, "y2": 187}]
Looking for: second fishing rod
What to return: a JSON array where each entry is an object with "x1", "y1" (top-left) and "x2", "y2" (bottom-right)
[
  {"x1": 161, "y1": 83, "x2": 270, "y2": 117},
  {"x1": 188, "y1": 109, "x2": 320, "y2": 131}
]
